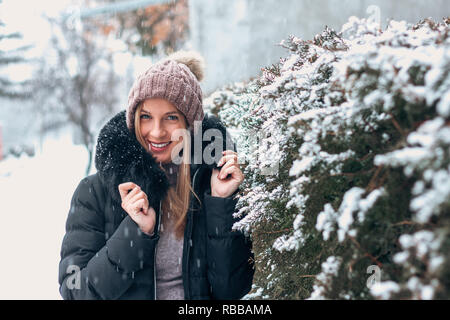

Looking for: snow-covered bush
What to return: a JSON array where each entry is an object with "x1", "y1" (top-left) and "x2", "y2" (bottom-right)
[{"x1": 206, "y1": 16, "x2": 450, "y2": 299}]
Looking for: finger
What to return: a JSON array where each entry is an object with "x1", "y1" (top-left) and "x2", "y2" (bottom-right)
[
  {"x1": 222, "y1": 149, "x2": 237, "y2": 155},
  {"x1": 222, "y1": 150, "x2": 237, "y2": 158},
  {"x1": 219, "y1": 165, "x2": 240, "y2": 180},
  {"x1": 129, "y1": 192, "x2": 148, "y2": 214},
  {"x1": 118, "y1": 182, "x2": 137, "y2": 199},
  {"x1": 229, "y1": 165, "x2": 244, "y2": 182},
  {"x1": 140, "y1": 196, "x2": 150, "y2": 214},
  {"x1": 141, "y1": 199, "x2": 150, "y2": 215},
  {"x1": 123, "y1": 186, "x2": 141, "y2": 203},
  {"x1": 218, "y1": 159, "x2": 238, "y2": 179},
  {"x1": 221, "y1": 150, "x2": 243, "y2": 166},
  {"x1": 119, "y1": 182, "x2": 138, "y2": 200},
  {"x1": 217, "y1": 154, "x2": 237, "y2": 167},
  {"x1": 131, "y1": 198, "x2": 146, "y2": 214},
  {"x1": 212, "y1": 168, "x2": 220, "y2": 177},
  {"x1": 128, "y1": 191, "x2": 148, "y2": 208},
  {"x1": 147, "y1": 206, "x2": 156, "y2": 216},
  {"x1": 212, "y1": 168, "x2": 224, "y2": 181}
]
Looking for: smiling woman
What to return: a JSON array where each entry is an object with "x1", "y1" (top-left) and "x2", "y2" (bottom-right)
[{"x1": 58, "y1": 50, "x2": 254, "y2": 300}]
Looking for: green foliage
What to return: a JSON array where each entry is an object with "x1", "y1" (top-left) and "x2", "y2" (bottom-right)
[{"x1": 205, "y1": 17, "x2": 450, "y2": 300}]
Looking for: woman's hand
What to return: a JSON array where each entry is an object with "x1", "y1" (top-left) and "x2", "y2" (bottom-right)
[
  {"x1": 118, "y1": 182, "x2": 156, "y2": 236},
  {"x1": 211, "y1": 150, "x2": 244, "y2": 198}
]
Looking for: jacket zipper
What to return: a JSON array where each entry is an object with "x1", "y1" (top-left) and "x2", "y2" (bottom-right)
[
  {"x1": 184, "y1": 166, "x2": 200, "y2": 300},
  {"x1": 153, "y1": 200, "x2": 162, "y2": 300}
]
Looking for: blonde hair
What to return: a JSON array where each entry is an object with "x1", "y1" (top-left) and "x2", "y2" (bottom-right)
[{"x1": 134, "y1": 103, "x2": 201, "y2": 239}]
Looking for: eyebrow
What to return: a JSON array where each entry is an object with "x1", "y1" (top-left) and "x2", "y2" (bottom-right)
[{"x1": 141, "y1": 109, "x2": 179, "y2": 115}]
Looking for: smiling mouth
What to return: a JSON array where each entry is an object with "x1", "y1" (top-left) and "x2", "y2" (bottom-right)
[
  {"x1": 150, "y1": 141, "x2": 171, "y2": 148},
  {"x1": 148, "y1": 141, "x2": 172, "y2": 152}
]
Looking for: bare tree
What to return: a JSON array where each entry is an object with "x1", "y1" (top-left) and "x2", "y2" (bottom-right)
[
  {"x1": 81, "y1": 0, "x2": 189, "y2": 56},
  {"x1": 33, "y1": 17, "x2": 120, "y2": 175},
  {"x1": 0, "y1": 20, "x2": 32, "y2": 99}
]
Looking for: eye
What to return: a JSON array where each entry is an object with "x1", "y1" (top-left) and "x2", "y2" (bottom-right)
[
  {"x1": 167, "y1": 115, "x2": 179, "y2": 121},
  {"x1": 140, "y1": 114, "x2": 151, "y2": 120}
]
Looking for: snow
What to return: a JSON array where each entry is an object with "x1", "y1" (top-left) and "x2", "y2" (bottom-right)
[
  {"x1": 370, "y1": 281, "x2": 400, "y2": 300},
  {"x1": 393, "y1": 251, "x2": 410, "y2": 264},
  {"x1": 395, "y1": 229, "x2": 444, "y2": 293},
  {"x1": 341, "y1": 16, "x2": 381, "y2": 40},
  {"x1": 232, "y1": 185, "x2": 272, "y2": 234},
  {"x1": 374, "y1": 148, "x2": 430, "y2": 169},
  {"x1": 307, "y1": 256, "x2": 342, "y2": 300},
  {"x1": 0, "y1": 135, "x2": 89, "y2": 299},
  {"x1": 316, "y1": 187, "x2": 385, "y2": 242},
  {"x1": 288, "y1": 108, "x2": 329, "y2": 123},
  {"x1": 316, "y1": 204, "x2": 338, "y2": 241},
  {"x1": 289, "y1": 157, "x2": 314, "y2": 176},
  {"x1": 407, "y1": 117, "x2": 445, "y2": 148},
  {"x1": 436, "y1": 90, "x2": 450, "y2": 117},
  {"x1": 272, "y1": 229, "x2": 305, "y2": 252},
  {"x1": 357, "y1": 188, "x2": 385, "y2": 222},
  {"x1": 405, "y1": 277, "x2": 440, "y2": 300},
  {"x1": 242, "y1": 285, "x2": 264, "y2": 300},
  {"x1": 374, "y1": 115, "x2": 450, "y2": 223},
  {"x1": 209, "y1": 14, "x2": 450, "y2": 299},
  {"x1": 410, "y1": 167, "x2": 450, "y2": 223},
  {"x1": 429, "y1": 256, "x2": 445, "y2": 274},
  {"x1": 420, "y1": 285, "x2": 435, "y2": 300},
  {"x1": 337, "y1": 187, "x2": 365, "y2": 241},
  {"x1": 272, "y1": 207, "x2": 306, "y2": 252}
]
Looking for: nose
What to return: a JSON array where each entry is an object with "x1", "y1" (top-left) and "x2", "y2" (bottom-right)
[{"x1": 149, "y1": 120, "x2": 167, "y2": 140}]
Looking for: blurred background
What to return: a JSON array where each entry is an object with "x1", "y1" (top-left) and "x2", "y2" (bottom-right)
[{"x1": 0, "y1": 0, "x2": 448, "y2": 299}]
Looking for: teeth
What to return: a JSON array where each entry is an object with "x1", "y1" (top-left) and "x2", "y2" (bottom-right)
[{"x1": 150, "y1": 142, "x2": 170, "y2": 148}]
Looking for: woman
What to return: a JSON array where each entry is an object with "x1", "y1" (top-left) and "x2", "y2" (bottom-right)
[{"x1": 58, "y1": 51, "x2": 254, "y2": 300}]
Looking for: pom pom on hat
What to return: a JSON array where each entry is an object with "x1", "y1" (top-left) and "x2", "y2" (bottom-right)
[{"x1": 166, "y1": 50, "x2": 205, "y2": 82}]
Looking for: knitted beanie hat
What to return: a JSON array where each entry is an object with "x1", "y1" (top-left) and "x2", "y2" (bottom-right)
[{"x1": 126, "y1": 50, "x2": 205, "y2": 132}]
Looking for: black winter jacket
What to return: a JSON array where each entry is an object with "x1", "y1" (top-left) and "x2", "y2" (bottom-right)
[{"x1": 58, "y1": 111, "x2": 254, "y2": 300}]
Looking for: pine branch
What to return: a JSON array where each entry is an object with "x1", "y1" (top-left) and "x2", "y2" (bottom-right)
[{"x1": 348, "y1": 236, "x2": 383, "y2": 268}]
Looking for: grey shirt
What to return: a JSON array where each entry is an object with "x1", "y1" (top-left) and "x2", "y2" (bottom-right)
[
  {"x1": 155, "y1": 162, "x2": 184, "y2": 300},
  {"x1": 155, "y1": 214, "x2": 184, "y2": 300}
]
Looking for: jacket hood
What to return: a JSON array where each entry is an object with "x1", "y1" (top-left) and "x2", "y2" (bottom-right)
[{"x1": 94, "y1": 110, "x2": 234, "y2": 208}]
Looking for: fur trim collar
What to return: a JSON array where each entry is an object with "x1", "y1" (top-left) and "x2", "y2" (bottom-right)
[{"x1": 94, "y1": 110, "x2": 233, "y2": 208}]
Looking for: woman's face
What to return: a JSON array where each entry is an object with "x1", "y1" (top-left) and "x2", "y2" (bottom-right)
[{"x1": 139, "y1": 98, "x2": 187, "y2": 164}]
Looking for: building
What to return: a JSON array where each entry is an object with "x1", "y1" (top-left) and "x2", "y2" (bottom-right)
[{"x1": 188, "y1": 0, "x2": 450, "y2": 94}]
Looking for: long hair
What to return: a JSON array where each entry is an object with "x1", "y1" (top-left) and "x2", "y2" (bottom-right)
[{"x1": 134, "y1": 102, "x2": 201, "y2": 239}]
